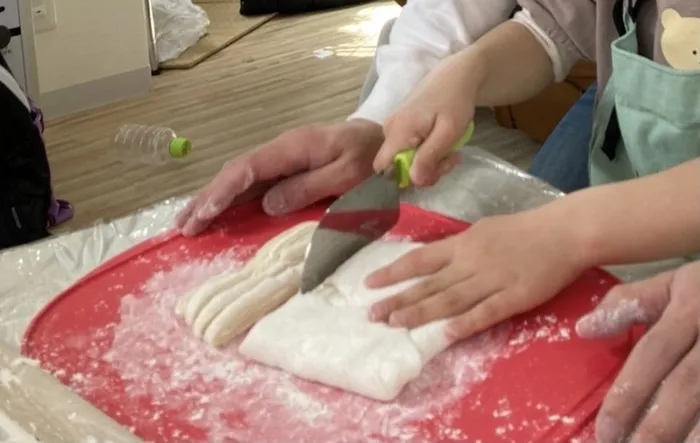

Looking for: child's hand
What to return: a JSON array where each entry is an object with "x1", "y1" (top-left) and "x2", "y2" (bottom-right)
[
  {"x1": 365, "y1": 210, "x2": 587, "y2": 341},
  {"x1": 373, "y1": 51, "x2": 483, "y2": 187}
]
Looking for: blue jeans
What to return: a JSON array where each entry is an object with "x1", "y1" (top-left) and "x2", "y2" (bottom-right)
[{"x1": 528, "y1": 84, "x2": 597, "y2": 193}]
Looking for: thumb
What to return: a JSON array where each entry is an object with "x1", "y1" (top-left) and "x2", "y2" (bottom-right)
[
  {"x1": 575, "y1": 271, "x2": 674, "y2": 339},
  {"x1": 415, "y1": 152, "x2": 462, "y2": 188},
  {"x1": 373, "y1": 110, "x2": 435, "y2": 174},
  {"x1": 411, "y1": 116, "x2": 469, "y2": 186},
  {"x1": 261, "y1": 163, "x2": 344, "y2": 215}
]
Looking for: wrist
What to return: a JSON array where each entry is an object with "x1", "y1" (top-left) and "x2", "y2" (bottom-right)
[
  {"x1": 454, "y1": 48, "x2": 488, "y2": 100},
  {"x1": 528, "y1": 199, "x2": 602, "y2": 272}
]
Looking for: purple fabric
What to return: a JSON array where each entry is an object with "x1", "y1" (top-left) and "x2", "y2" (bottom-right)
[{"x1": 29, "y1": 99, "x2": 74, "y2": 227}]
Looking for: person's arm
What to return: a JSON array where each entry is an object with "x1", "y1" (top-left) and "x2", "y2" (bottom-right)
[
  {"x1": 545, "y1": 159, "x2": 700, "y2": 266},
  {"x1": 349, "y1": 0, "x2": 518, "y2": 124},
  {"x1": 453, "y1": 0, "x2": 597, "y2": 107}
]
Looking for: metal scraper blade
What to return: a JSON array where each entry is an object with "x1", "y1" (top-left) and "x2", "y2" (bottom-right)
[{"x1": 300, "y1": 172, "x2": 400, "y2": 293}]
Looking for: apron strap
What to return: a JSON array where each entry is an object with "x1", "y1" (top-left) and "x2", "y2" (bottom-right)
[
  {"x1": 508, "y1": 4, "x2": 522, "y2": 19},
  {"x1": 612, "y1": 0, "x2": 627, "y2": 36},
  {"x1": 601, "y1": 0, "x2": 646, "y2": 160}
]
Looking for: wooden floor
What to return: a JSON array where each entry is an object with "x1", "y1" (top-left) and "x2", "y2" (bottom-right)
[{"x1": 45, "y1": 2, "x2": 539, "y2": 232}]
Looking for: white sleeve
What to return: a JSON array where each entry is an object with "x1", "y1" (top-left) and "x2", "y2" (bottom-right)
[
  {"x1": 348, "y1": 0, "x2": 518, "y2": 124},
  {"x1": 511, "y1": 9, "x2": 574, "y2": 82}
]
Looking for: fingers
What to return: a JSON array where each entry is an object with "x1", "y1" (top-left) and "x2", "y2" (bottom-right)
[
  {"x1": 684, "y1": 419, "x2": 700, "y2": 443},
  {"x1": 628, "y1": 342, "x2": 700, "y2": 443},
  {"x1": 576, "y1": 271, "x2": 674, "y2": 339},
  {"x1": 262, "y1": 161, "x2": 351, "y2": 215},
  {"x1": 178, "y1": 194, "x2": 217, "y2": 237},
  {"x1": 368, "y1": 269, "x2": 464, "y2": 324},
  {"x1": 175, "y1": 197, "x2": 197, "y2": 230},
  {"x1": 178, "y1": 181, "x2": 271, "y2": 237},
  {"x1": 177, "y1": 133, "x2": 324, "y2": 236},
  {"x1": 374, "y1": 110, "x2": 468, "y2": 188},
  {"x1": 368, "y1": 279, "x2": 440, "y2": 324},
  {"x1": 207, "y1": 160, "x2": 258, "y2": 216},
  {"x1": 176, "y1": 157, "x2": 260, "y2": 236},
  {"x1": 418, "y1": 153, "x2": 463, "y2": 187},
  {"x1": 180, "y1": 161, "x2": 257, "y2": 235},
  {"x1": 410, "y1": 117, "x2": 464, "y2": 185},
  {"x1": 385, "y1": 275, "x2": 500, "y2": 329},
  {"x1": 595, "y1": 314, "x2": 697, "y2": 443},
  {"x1": 575, "y1": 294, "x2": 648, "y2": 340},
  {"x1": 365, "y1": 240, "x2": 451, "y2": 289},
  {"x1": 445, "y1": 289, "x2": 525, "y2": 341},
  {"x1": 373, "y1": 110, "x2": 434, "y2": 174}
]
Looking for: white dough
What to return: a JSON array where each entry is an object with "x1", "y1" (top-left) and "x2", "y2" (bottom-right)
[
  {"x1": 176, "y1": 221, "x2": 317, "y2": 345},
  {"x1": 204, "y1": 266, "x2": 302, "y2": 346},
  {"x1": 178, "y1": 221, "x2": 453, "y2": 401},
  {"x1": 239, "y1": 240, "x2": 451, "y2": 402}
]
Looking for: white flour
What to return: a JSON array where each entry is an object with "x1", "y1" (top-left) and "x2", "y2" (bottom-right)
[
  {"x1": 27, "y1": 242, "x2": 600, "y2": 443},
  {"x1": 575, "y1": 298, "x2": 647, "y2": 339},
  {"x1": 98, "y1": 251, "x2": 514, "y2": 442}
]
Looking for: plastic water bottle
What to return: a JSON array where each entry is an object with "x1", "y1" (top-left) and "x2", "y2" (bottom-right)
[{"x1": 112, "y1": 124, "x2": 192, "y2": 166}]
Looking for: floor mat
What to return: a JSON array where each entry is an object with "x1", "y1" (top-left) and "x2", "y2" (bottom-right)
[{"x1": 160, "y1": 0, "x2": 276, "y2": 70}]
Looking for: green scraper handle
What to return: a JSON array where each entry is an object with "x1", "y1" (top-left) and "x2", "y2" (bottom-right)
[{"x1": 393, "y1": 121, "x2": 475, "y2": 189}]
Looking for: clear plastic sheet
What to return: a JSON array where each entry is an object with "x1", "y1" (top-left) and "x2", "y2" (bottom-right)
[{"x1": 0, "y1": 147, "x2": 682, "y2": 349}]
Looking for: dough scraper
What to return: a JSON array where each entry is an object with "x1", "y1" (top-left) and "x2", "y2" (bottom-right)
[{"x1": 300, "y1": 122, "x2": 475, "y2": 293}]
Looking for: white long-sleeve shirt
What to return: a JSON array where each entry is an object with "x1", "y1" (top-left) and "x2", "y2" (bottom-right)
[{"x1": 348, "y1": 0, "x2": 519, "y2": 124}]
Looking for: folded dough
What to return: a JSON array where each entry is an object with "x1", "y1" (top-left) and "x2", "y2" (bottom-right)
[
  {"x1": 178, "y1": 221, "x2": 452, "y2": 401},
  {"x1": 175, "y1": 221, "x2": 317, "y2": 346},
  {"x1": 239, "y1": 239, "x2": 451, "y2": 402}
]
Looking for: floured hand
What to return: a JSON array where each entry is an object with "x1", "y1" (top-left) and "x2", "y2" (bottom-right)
[
  {"x1": 175, "y1": 120, "x2": 383, "y2": 236},
  {"x1": 576, "y1": 260, "x2": 700, "y2": 443},
  {"x1": 175, "y1": 221, "x2": 317, "y2": 346}
]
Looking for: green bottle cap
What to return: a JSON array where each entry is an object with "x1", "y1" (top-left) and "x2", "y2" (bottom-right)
[{"x1": 169, "y1": 137, "x2": 192, "y2": 158}]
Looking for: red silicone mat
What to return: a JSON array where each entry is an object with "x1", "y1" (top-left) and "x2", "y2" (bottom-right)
[{"x1": 22, "y1": 201, "x2": 631, "y2": 443}]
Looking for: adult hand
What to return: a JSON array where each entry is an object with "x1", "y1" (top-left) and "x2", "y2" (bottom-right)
[
  {"x1": 576, "y1": 260, "x2": 700, "y2": 443},
  {"x1": 373, "y1": 51, "x2": 482, "y2": 187},
  {"x1": 365, "y1": 209, "x2": 587, "y2": 341},
  {"x1": 176, "y1": 119, "x2": 383, "y2": 236}
]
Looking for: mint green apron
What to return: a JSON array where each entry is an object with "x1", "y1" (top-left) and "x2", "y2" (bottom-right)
[
  {"x1": 588, "y1": 0, "x2": 700, "y2": 261},
  {"x1": 589, "y1": 0, "x2": 700, "y2": 184}
]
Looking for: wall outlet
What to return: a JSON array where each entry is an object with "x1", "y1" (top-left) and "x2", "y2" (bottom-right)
[{"x1": 31, "y1": 0, "x2": 57, "y2": 33}]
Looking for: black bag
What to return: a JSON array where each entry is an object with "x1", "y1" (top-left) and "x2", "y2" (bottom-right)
[{"x1": 0, "y1": 57, "x2": 53, "y2": 249}]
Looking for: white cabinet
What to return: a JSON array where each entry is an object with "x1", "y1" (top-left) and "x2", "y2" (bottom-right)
[{"x1": 0, "y1": 0, "x2": 38, "y2": 98}]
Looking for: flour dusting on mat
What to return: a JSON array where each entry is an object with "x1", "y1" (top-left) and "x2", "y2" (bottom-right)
[{"x1": 100, "y1": 250, "x2": 513, "y2": 443}]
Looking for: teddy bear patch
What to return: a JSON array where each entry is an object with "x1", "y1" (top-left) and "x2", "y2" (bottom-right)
[{"x1": 660, "y1": 8, "x2": 700, "y2": 71}]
